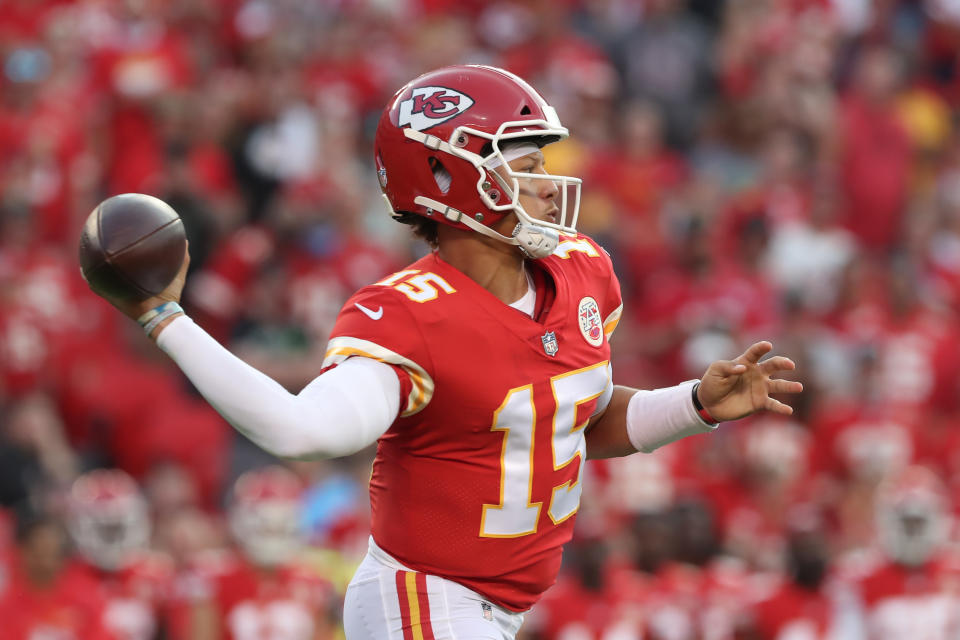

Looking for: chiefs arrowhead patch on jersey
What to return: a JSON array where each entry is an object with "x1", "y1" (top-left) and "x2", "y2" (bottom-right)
[{"x1": 398, "y1": 86, "x2": 475, "y2": 131}]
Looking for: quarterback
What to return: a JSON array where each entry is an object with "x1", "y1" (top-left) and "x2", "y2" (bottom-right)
[{"x1": 91, "y1": 66, "x2": 801, "y2": 638}]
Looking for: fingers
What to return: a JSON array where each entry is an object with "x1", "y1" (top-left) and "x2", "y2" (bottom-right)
[
  {"x1": 739, "y1": 341, "x2": 773, "y2": 365},
  {"x1": 759, "y1": 356, "x2": 796, "y2": 374},
  {"x1": 714, "y1": 360, "x2": 747, "y2": 377},
  {"x1": 179, "y1": 242, "x2": 191, "y2": 275},
  {"x1": 768, "y1": 379, "x2": 803, "y2": 394},
  {"x1": 765, "y1": 397, "x2": 794, "y2": 415}
]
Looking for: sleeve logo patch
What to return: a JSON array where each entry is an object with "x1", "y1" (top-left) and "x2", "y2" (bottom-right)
[
  {"x1": 398, "y1": 86, "x2": 474, "y2": 131},
  {"x1": 578, "y1": 297, "x2": 604, "y2": 347}
]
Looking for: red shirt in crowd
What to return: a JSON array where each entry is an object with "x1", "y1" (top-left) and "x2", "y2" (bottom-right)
[
  {"x1": 65, "y1": 554, "x2": 174, "y2": 640},
  {"x1": 201, "y1": 553, "x2": 335, "y2": 640},
  {"x1": 838, "y1": 95, "x2": 912, "y2": 251},
  {"x1": 855, "y1": 555, "x2": 960, "y2": 640},
  {"x1": 0, "y1": 556, "x2": 115, "y2": 640}
]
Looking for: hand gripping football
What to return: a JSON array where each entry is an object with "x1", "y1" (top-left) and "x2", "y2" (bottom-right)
[{"x1": 78, "y1": 193, "x2": 187, "y2": 302}]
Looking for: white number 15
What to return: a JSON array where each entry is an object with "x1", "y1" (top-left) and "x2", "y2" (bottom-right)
[{"x1": 480, "y1": 361, "x2": 610, "y2": 538}]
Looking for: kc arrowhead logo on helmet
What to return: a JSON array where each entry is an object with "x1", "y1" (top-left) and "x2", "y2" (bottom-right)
[{"x1": 398, "y1": 86, "x2": 475, "y2": 131}]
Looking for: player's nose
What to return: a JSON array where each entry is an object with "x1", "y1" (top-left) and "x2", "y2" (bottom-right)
[{"x1": 537, "y1": 171, "x2": 559, "y2": 200}]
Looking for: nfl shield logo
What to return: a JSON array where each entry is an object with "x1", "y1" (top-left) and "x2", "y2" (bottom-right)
[
  {"x1": 481, "y1": 602, "x2": 494, "y2": 621},
  {"x1": 541, "y1": 331, "x2": 559, "y2": 356}
]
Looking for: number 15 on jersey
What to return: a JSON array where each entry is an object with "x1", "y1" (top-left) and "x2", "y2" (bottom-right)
[{"x1": 480, "y1": 361, "x2": 610, "y2": 538}]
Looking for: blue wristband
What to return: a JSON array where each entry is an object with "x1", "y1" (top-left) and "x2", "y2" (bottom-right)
[{"x1": 137, "y1": 301, "x2": 183, "y2": 336}]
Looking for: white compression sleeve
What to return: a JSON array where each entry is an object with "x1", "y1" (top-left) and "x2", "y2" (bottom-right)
[
  {"x1": 156, "y1": 316, "x2": 398, "y2": 459},
  {"x1": 626, "y1": 380, "x2": 718, "y2": 453}
]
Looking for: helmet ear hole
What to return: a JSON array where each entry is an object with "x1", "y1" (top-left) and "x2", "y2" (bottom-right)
[
  {"x1": 520, "y1": 105, "x2": 531, "y2": 115},
  {"x1": 429, "y1": 157, "x2": 452, "y2": 194}
]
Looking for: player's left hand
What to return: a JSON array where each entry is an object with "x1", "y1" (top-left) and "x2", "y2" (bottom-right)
[{"x1": 697, "y1": 341, "x2": 802, "y2": 422}]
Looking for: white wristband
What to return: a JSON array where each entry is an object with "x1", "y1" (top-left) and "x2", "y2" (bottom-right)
[{"x1": 626, "y1": 380, "x2": 718, "y2": 453}]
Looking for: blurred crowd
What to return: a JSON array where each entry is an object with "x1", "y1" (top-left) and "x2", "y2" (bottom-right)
[{"x1": 4, "y1": 0, "x2": 960, "y2": 638}]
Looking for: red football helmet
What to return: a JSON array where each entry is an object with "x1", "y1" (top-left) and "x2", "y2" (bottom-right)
[
  {"x1": 228, "y1": 466, "x2": 304, "y2": 568},
  {"x1": 374, "y1": 65, "x2": 582, "y2": 258},
  {"x1": 876, "y1": 465, "x2": 950, "y2": 567},
  {"x1": 67, "y1": 469, "x2": 150, "y2": 570}
]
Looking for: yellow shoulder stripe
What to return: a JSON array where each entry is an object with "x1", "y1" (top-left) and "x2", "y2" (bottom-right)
[
  {"x1": 323, "y1": 337, "x2": 434, "y2": 416},
  {"x1": 603, "y1": 303, "x2": 623, "y2": 339}
]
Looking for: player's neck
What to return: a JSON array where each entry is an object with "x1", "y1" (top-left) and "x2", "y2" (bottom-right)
[{"x1": 437, "y1": 228, "x2": 528, "y2": 305}]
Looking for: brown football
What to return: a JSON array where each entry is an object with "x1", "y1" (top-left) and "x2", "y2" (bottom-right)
[{"x1": 78, "y1": 193, "x2": 187, "y2": 302}]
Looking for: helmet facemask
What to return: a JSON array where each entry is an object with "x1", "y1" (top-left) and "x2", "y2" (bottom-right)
[
  {"x1": 228, "y1": 466, "x2": 304, "y2": 569},
  {"x1": 878, "y1": 501, "x2": 948, "y2": 567},
  {"x1": 229, "y1": 498, "x2": 302, "y2": 568},
  {"x1": 477, "y1": 123, "x2": 582, "y2": 234},
  {"x1": 876, "y1": 467, "x2": 950, "y2": 568},
  {"x1": 69, "y1": 494, "x2": 150, "y2": 571},
  {"x1": 404, "y1": 114, "x2": 582, "y2": 259}
]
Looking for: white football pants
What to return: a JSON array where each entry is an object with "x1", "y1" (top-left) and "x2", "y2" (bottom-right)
[{"x1": 343, "y1": 538, "x2": 526, "y2": 640}]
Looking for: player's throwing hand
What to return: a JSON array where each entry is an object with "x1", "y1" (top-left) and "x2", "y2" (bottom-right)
[{"x1": 697, "y1": 341, "x2": 802, "y2": 422}]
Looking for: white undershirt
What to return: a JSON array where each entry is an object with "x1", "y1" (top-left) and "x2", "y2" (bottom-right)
[{"x1": 509, "y1": 269, "x2": 536, "y2": 317}]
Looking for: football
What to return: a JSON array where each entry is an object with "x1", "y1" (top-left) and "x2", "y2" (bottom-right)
[{"x1": 78, "y1": 193, "x2": 187, "y2": 302}]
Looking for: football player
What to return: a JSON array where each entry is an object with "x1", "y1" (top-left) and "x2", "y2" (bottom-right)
[
  {"x1": 190, "y1": 466, "x2": 338, "y2": 640},
  {"x1": 88, "y1": 65, "x2": 802, "y2": 637},
  {"x1": 66, "y1": 468, "x2": 174, "y2": 640},
  {"x1": 0, "y1": 506, "x2": 114, "y2": 640},
  {"x1": 850, "y1": 466, "x2": 960, "y2": 640},
  {"x1": 736, "y1": 522, "x2": 839, "y2": 640}
]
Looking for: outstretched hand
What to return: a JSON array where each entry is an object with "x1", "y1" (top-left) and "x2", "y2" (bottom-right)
[{"x1": 697, "y1": 341, "x2": 802, "y2": 423}]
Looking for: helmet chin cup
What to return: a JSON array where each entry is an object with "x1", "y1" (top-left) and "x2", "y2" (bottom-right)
[{"x1": 513, "y1": 222, "x2": 558, "y2": 259}]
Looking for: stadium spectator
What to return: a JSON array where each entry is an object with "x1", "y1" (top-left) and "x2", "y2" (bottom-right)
[
  {"x1": 736, "y1": 519, "x2": 843, "y2": 640},
  {"x1": 66, "y1": 469, "x2": 173, "y2": 640},
  {"x1": 0, "y1": 506, "x2": 113, "y2": 640},
  {"x1": 188, "y1": 466, "x2": 339, "y2": 640},
  {"x1": 849, "y1": 466, "x2": 960, "y2": 640}
]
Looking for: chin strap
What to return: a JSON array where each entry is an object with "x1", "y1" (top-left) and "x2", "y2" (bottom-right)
[
  {"x1": 412, "y1": 196, "x2": 557, "y2": 259},
  {"x1": 511, "y1": 222, "x2": 559, "y2": 259}
]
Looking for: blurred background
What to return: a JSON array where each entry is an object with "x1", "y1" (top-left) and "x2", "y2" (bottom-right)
[{"x1": 3, "y1": 0, "x2": 960, "y2": 638}]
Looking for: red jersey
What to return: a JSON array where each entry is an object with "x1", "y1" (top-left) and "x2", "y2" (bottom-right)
[
  {"x1": 749, "y1": 580, "x2": 834, "y2": 640},
  {"x1": 323, "y1": 235, "x2": 622, "y2": 611},
  {"x1": 207, "y1": 554, "x2": 335, "y2": 640},
  {"x1": 0, "y1": 556, "x2": 114, "y2": 640},
  {"x1": 644, "y1": 560, "x2": 754, "y2": 640},
  {"x1": 527, "y1": 570, "x2": 647, "y2": 639},
  {"x1": 66, "y1": 554, "x2": 173, "y2": 640},
  {"x1": 855, "y1": 556, "x2": 960, "y2": 640}
]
